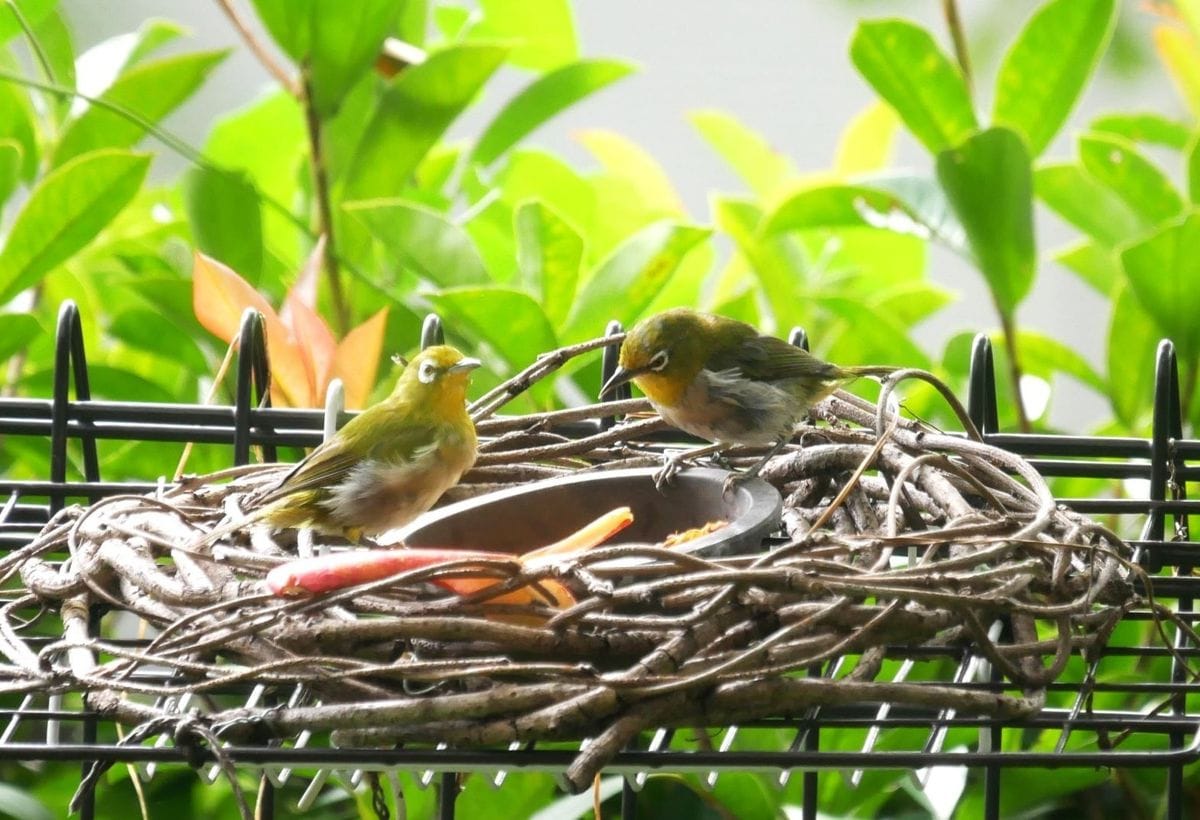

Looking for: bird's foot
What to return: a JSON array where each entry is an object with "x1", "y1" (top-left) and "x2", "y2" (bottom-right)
[
  {"x1": 705, "y1": 450, "x2": 736, "y2": 471},
  {"x1": 722, "y1": 470, "x2": 754, "y2": 498},
  {"x1": 653, "y1": 450, "x2": 690, "y2": 491}
]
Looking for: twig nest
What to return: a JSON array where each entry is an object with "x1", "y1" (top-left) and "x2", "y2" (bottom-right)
[{"x1": 1, "y1": 365, "x2": 1140, "y2": 793}]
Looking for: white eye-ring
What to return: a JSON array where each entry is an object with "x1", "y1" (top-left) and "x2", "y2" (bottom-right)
[
  {"x1": 418, "y1": 360, "x2": 438, "y2": 384},
  {"x1": 649, "y1": 350, "x2": 669, "y2": 371}
]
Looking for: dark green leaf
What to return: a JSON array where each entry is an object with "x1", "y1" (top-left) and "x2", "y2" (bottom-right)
[
  {"x1": 0, "y1": 150, "x2": 151, "y2": 304},
  {"x1": 478, "y1": 0, "x2": 577, "y2": 71},
  {"x1": 347, "y1": 198, "x2": 491, "y2": 287},
  {"x1": 514, "y1": 200, "x2": 583, "y2": 327},
  {"x1": 109, "y1": 307, "x2": 208, "y2": 374},
  {"x1": 52, "y1": 50, "x2": 228, "y2": 167},
  {"x1": 0, "y1": 312, "x2": 40, "y2": 361},
  {"x1": 306, "y1": 0, "x2": 404, "y2": 117},
  {"x1": 1091, "y1": 112, "x2": 1191, "y2": 150},
  {"x1": 183, "y1": 167, "x2": 264, "y2": 285},
  {"x1": 0, "y1": 80, "x2": 39, "y2": 180},
  {"x1": 0, "y1": 139, "x2": 21, "y2": 209},
  {"x1": 1107, "y1": 282, "x2": 1160, "y2": 428},
  {"x1": 0, "y1": 0, "x2": 54, "y2": 47},
  {"x1": 992, "y1": 0, "x2": 1116, "y2": 156},
  {"x1": 849, "y1": 19, "x2": 977, "y2": 154},
  {"x1": 1052, "y1": 239, "x2": 1120, "y2": 294},
  {"x1": 470, "y1": 58, "x2": 634, "y2": 167},
  {"x1": 342, "y1": 43, "x2": 508, "y2": 200},
  {"x1": 936, "y1": 127, "x2": 1035, "y2": 317},
  {"x1": 428, "y1": 286, "x2": 557, "y2": 374},
  {"x1": 1078, "y1": 132, "x2": 1184, "y2": 228},
  {"x1": 1119, "y1": 210, "x2": 1200, "y2": 361},
  {"x1": 690, "y1": 109, "x2": 799, "y2": 198},
  {"x1": 563, "y1": 221, "x2": 711, "y2": 343},
  {"x1": 1035, "y1": 161, "x2": 1145, "y2": 247}
]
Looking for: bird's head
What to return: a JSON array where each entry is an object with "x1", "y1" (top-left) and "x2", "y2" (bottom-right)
[
  {"x1": 599, "y1": 309, "x2": 713, "y2": 407},
  {"x1": 392, "y1": 345, "x2": 481, "y2": 408}
]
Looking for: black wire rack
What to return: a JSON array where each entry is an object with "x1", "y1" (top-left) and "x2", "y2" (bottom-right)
[{"x1": 2, "y1": 300, "x2": 1199, "y2": 819}]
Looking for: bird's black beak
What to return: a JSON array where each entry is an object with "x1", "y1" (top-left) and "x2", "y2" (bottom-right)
[{"x1": 599, "y1": 365, "x2": 641, "y2": 399}]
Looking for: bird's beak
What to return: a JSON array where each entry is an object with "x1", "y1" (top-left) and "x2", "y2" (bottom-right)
[
  {"x1": 599, "y1": 365, "x2": 641, "y2": 398},
  {"x1": 449, "y1": 357, "x2": 482, "y2": 374}
]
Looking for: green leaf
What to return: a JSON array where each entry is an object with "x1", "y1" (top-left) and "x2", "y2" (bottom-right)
[
  {"x1": 991, "y1": 0, "x2": 1116, "y2": 156},
  {"x1": 0, "y1": 139, "x2": 21, "y2": 209},
  {"x1": 1154, "y1": 24, "x2": 1200, "y2": 117},
  {"x1": 31, "y1": 8, "x2": 75, "y2": 111},
  {"x1": 576, "y1": 128, "x2": 683, "y2": 215},
  {"x1": 873, "y1": 281, "x2": 955, "y2": 327},
  {"x1": 849, "y1": 19, "x2": 977, "y2": 155},
  {"x1": 563, "y1": 221, "x2": 711, "y2": 343},
  {"x1": 818, "y1": 296, "x2": 931, "y2": 368},
  {"x1": 499, "y1": 149, "x2": 596, "y2": 252},
  {"x1": 0, "y1": 0, "x2": 55, "y2": 47},
  {"x1": 762, "y1": 184, "x2": 924, "y2": 234},
  {"x1": 1189, "y1": 134, "x2": 1200, "y2": 205},
  {"x1": 109, "y1": 307, "x2": 208, "y2": 374},
  {"x1": 514, "y1": 200, "x2": 583, "y2": 327},
  {"x1": 249, "y1": 0, "x2": 312, "y2": 61},
  {"x1": 1034, "y1": 161, "x2": 1146, "y2": 247},
  {"x1": 183, "y1": 167, "x2": 264, "y2": 285},
  {"x1": 1119, "y1": 210, "x2": 1200, "y2": 361},
  {"x1": 1091, "y1": 112, "x2": 1191, "y2": 150},
  {"x1": 471, "y1": 58, "x2": 634, "y2": 168},
  {"x1": 478, "y1": 0, "x2": 577, "y2": 71},
  {"x1": 52, "y1": 50, "x2": 228, "y2": 167},
  {"x1": 1078, "y1": 132, "x2": 1185, "y2": 228},
  {"x1": 714, "y1": 195, "x2": 808, "y2": 329},
  {"x1": 1052, "y1": 239, "x2": 1120, "y2": 294},
  {"x1": 0, "y1": 80, "x2": 39, "y2": 181},
  {"x1": 126, "y1": 18, "x2": 189, "y2": 66},
  {"x1": 833, "y1": 100, "x2": 900, "y2": 176},
  {"x1": 429, "y1": 286, "x2": 557, "y2": 373},
  {"x1": 935, "y1": 127, "x2": 1035, "y2": 317},
  {"x1": 1107, "y1": 282, "x2": 1159, "y2": 427},
  {"x1": 342, "y1": 43, "x2": 509, "y2": 200},
  {"x1": 0, "y1": 150, "x2": 151, "y2": 305},
  {"x1": 689, "y1": 109, "x2": 800, "y2": 198},
  {"x1": 0, "y1": 312, "x2": 40, "y2": 362},
  {"x1": 307, "y1": 0, "x2": 404, "y2": 117},
  {"x1": 347, "y1": 198, "x2": 491, "y2": 287},
  {"x1": 1013, "y1": 329, "x2": 1106, "y2": 394}
]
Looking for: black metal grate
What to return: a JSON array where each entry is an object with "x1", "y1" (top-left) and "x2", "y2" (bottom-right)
[{"x1": 2, "y1": 300, "x2": 1199, "y2": 819}]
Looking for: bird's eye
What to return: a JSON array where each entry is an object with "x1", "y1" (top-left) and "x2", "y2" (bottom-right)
[
  {"x1": 649, "y1": 350, "x2": 669, "y2": 371},
  {"x1": 418, "y1": 360, "x2": 438, "y2": 384}
]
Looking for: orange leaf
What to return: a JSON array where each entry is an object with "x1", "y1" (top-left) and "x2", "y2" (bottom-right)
[
  {"x1": 191, "y1": 251, "x2": 312, "y2": 408},
  {"x1": 192, "y1": 251, "x2": 277, "y2": 344},
  {"x1": 334, "y1": 307, "x2": 390, "y2": 409},
  {"x1": 282, "y1": 294, "x2": 336, "y2": 406}
]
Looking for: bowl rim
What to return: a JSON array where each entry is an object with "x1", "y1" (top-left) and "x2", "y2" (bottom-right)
[{"x1": 395, "y1": 466, "x2": 783, "y2": 556}]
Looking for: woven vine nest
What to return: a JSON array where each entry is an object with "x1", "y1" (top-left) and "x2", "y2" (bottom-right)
[{"x1": 0, "y1": 335, "x2": 1145, "y2": 794}]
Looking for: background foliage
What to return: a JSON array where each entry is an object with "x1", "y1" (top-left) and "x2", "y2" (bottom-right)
[{"x1": 1, "y1": 0, "x2": 1199, "y2": 816}]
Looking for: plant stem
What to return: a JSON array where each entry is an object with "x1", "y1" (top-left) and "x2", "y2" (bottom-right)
[
  {"x1": 941, "y1": 0, "x2": 973, "y2": 94},
  {"x1": 301, "y1": 72, "x2": 349, "y2": 334},
  {"x1": 998, "y1": 309, "x2": 1031, "y2": 433},
  {"x1": 214, "y1": 0, "x2": 299, "y2": 97}
]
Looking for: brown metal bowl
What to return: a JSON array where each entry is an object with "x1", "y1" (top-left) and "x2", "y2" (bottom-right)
[{"x1": 398, "y1": 467, "x2": 782, "y2": 558}]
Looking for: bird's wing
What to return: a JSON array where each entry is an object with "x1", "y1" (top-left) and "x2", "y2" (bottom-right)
[
  {"x1": 708, "y1": 333, "x2": 845, "y2": 383},
  {"x1": 258, "y1": 421, "x2": 442, "y2": 503}
]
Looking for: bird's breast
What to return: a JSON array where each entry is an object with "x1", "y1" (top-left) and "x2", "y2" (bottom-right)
[{"x1": 651, "y1": 368, "x2": 802, "y2": 446}]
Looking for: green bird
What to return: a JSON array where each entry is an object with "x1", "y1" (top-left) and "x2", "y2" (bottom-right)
[
  {"x1": 201, "y1": 345, "x2": 480, "y2": 545},
  {"x1": 600, "y1": 308, "x2": 896, "y2": 486}
]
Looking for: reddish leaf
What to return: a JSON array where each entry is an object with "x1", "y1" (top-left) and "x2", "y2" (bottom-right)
[{"x1": 334, "y1": 307, "x2": 389, "y2": 409}]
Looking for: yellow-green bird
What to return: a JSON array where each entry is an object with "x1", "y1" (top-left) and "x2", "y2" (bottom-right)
[
  {"x1": 600, "y1": 308, "x2": 896, "y2": 486},
  {"x1": 204, "y1": 345, "x2": 480, "y2": 545}
]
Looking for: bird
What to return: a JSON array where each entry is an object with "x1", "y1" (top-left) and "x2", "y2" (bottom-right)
[
  {"x1": 599, "y1": 308, "x2": 896, "y2": 488},
  {"x1": 199, "y1": 345, "x2": 481, "y2": 546}
]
